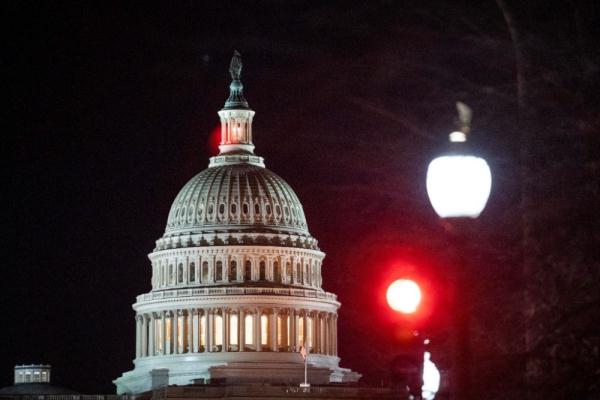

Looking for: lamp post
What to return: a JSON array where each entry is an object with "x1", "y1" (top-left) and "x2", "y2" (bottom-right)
[{"x1": 425, "y1": 102, "x2": 491, "y2": 400}]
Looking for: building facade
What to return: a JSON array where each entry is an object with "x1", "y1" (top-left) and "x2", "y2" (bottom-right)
[{"x1": 114, "y1": 52, "x2": 359, "y2": 395}]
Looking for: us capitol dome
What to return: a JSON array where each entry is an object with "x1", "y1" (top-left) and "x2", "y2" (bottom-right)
[{"x1": 114, "y1": 52, "x2": 360, "y2": 395}]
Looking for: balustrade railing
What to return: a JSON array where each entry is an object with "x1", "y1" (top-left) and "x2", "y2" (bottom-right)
[{"x1": 137, "y1": 287, "x2": 337, "y2": 303}]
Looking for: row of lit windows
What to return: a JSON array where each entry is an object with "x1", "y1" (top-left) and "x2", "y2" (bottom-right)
[
  {"x1": 139, "y1": 311, "x2": 333, "y2": 356},
  {"x1": 152, "y1": 258, "x2": 321, "y2": 288},
  {"x1": 14, "y1": 370, "x2": 50, "y2": 383}
]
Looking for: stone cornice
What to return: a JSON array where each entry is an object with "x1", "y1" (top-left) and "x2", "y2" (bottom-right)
[{"x1": 149, "y1": 245, "x2": 325, "y2": 260}]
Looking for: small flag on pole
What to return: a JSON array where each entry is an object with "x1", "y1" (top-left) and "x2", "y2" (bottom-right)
[{"x1": 300, "y1": 344, "x2": 307, "y2": 360}]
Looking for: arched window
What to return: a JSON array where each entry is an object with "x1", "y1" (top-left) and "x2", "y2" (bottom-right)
[
  {"x1": 169, "y1": 264, "x2": 174, "y2": 284},
  {"x1": 161, "y1": 265, "x2": 166, "y2": 286},
  {"x1": 296, "y1": 263, "x2": 302, "y2": 283},
  {"x1": 286, "y1": 262, "x2": 292, "y2": 283},
  {"x1": 254, "y1": 203, "x2": 260, "y2": 215},
  {"x1": 259, "y1": 261, "x2": 266, "y2": 280},
  {"x1": 189, "y1": 262, "x2": 196, "y2": 282},
  {"x1": 273, "y1": 261, "x2": 281, "y2": 283},
  {"x1": 229, "y1": 260, "x2": 237, "y2": 281},
  {"x1": 243, "y1": 203, "x2": 249, "y2": 215},
  {"x1": 244, "y1": 260, "x2": 252, "y2": 281},
  {"x1": 306, "y1": 264, "x2": 311, "y2": 285},
  {"x1": 245, "y1": 314, "x2": 254, "y2": 346},
  {"x1": 216, "y1": 261, "x2": 223, "y2": 281},
  {"x1": 202, "y1": 261, "x2": 209, "y2": 282},
  {"x1": 178, "y1": 263, "x2": 184, "y2": 283}
]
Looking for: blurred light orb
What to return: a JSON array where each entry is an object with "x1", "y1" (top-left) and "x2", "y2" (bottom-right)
[
  {"x1": 386, "y1": 279, "x2": 422, "y2": 314},
  {"x1": 426, "y1": 155, "x2": 491, "y2": 218},
  {"x1": 422, "y1": 351, "x2": 441, "y2": 400}
]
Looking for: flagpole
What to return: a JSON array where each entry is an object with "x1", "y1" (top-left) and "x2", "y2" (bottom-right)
[
  {"x1": 304, "y1": 347, "x2": 308, "y2": 385},
  {"x1": 299, "y1": 342, "x2": 310, "y2": 389}
]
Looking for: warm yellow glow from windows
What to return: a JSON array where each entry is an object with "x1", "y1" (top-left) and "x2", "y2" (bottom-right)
[
  {"x1": 200, "y1": 316, "x2": 206, "y2": 346},
  {"x1": 245, "y1": 315, "x2": 254, "y2": 345},
  {"x1": 307, "y1": 317, "x2": 313, "y2": 348},
  {"x1": 157, "y1": 319, "x2": 163, "y2": 353},
  {"x1": 298, "y1": 317, "x2": 304, "y2": 345},
  {"x1": 177, "y1": 316, "x2": 183, "y2": 348},
  {"x1": 261, "y1": 315, "x2": 268, "y2": 345},
  {"x1": 277, "y1": 315, "x2": 283, "y2": 346},
  {"x1": 166, "y1": 318, "x2": 172, "y2": 342},
  {"x1": 230, "y1": 315, "x2": 238, "y2": 345},
  {"x1": 215, "y1": 315, "x2": 223, "y2": 346}
]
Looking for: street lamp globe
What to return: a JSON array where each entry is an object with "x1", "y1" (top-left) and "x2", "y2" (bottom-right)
[{"x1": 426, "y1": 129, "x2": 491, "y2": 218}]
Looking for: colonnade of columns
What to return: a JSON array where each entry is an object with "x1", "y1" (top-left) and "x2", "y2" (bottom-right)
[{"x1": 135, "y1": 307, "x2": 338, "y2": 359}]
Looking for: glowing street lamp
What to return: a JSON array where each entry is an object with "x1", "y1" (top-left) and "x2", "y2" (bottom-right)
[
  {"x1": 426, "y1": 102, "x2": 491, "y2": 219},
  {"x1": 425, "y1": 102, "x2": 491, "y2": 400}
]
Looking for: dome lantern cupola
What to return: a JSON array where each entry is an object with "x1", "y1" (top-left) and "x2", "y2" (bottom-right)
[{"x1": 217, "y1": 50, "x2": 256, "y2": 156}]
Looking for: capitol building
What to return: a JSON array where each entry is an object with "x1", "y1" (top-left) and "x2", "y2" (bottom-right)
[{"x1": 114, "y1": 52, "x2": 360, "y2": 395}]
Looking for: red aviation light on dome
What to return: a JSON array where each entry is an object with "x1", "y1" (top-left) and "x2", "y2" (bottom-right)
[{"x1": 207, "y1": 125, "x2": 221, "y2": 155}]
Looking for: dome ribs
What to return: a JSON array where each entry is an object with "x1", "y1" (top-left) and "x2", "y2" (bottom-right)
[{"x1": 163, "y1": 165, "x2": 312, "y2": 244}]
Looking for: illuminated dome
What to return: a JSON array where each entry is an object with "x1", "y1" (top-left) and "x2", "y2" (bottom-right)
[
  {"x1": 114, "y1": 51, "x2": 359, "y2": 395},
  {"x1": 164, "y1": 164, "x2": 311, "y2": 240}
]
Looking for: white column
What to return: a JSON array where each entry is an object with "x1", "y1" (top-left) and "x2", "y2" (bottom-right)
[
  {"x1": 171, "y1": 310, "x2": 179, "y2": 354},
  {"x1": 239, "y1": 308, "x2": 245, "y2": 351},
  {"x1": 207, "y1": 308, "x2": 214, "y2": 352},
  {"x1": 290, "y1": 309, "x2": 297, "y2": 351},
  {"x1": 187, "y1": 309, "x2": 193, "y2": 353},
  {"x1": 281, "y1": 310, "x2": 288, "y2": 351},
  {"x1": 302, "y1": 311, "x2": 308, "y2": 349},
  {"x1": 149, "y1": 313, "x2": 155, "y2": 356},
  {"x1": 162, "y1": 311, "x2": 168, "y2": 355},
  {"x1": 255, "y1": 308, "x2": 261, "y2": 352},
  {"x1": 313, "y1": 311, "x2": 318, "y2": 353},
  {"x1": 333, "y1": 314, "x2": 338, "y2": 355},
  {"x1": 222, "y1": 308, "x2": 229, "y2": 352},
  {"x1": 141, "y1": 314, "x2": 148, "y2": 357},
  {"x1": 192, "y1": 310, "x2": 199, "y2": 353},
  {"x1": 271, "y1": 309, "x2": 278, "y2": 352},
  {"x1": 135, "y1": 315, "x2": 142, "y2": 358},
  {"x1": 328, "y1": 314, "x2": 332, "y2": 355}
]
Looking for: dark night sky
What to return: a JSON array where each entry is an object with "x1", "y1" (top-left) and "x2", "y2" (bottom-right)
[{"x1": 4, "y1": 1, "x2": 599, "y2": 395}]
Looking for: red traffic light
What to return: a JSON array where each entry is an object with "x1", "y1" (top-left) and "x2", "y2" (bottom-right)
[{"x1": 386, "y1": 279, "x2": 422, "y2": 314}]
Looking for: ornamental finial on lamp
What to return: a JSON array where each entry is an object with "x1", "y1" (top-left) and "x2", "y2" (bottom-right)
[{"x1": 449, "y1": 101, "x2": 472, "y2": 143}]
